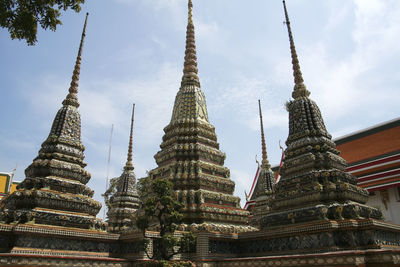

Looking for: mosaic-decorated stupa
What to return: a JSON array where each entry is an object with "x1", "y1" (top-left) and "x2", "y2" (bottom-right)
[
  {"x1": 107, "y1": 104, "x2": 140, "y2": 233},
  {"x1": 0, "y1": 13, "x2": 105, "y2": 231},
  {"x1": 147, "y1": 0, "x2": 252, "y2": 233},
  {"x1": 261, "y1": 1, "x2": 383, "y2": 228},
  {"x1": 217, "y1": 4, "x2": 400, "y2": 264}
]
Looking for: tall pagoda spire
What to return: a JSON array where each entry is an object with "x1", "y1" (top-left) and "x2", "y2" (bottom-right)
[
  {"x1": 150, "y1": 0, "x2": 253, "y2": 234},
  {"x1": 181, "y1": 0, "x2": 200, "y2": 87},
  {"x1": 282, "y1": 1, "x2": 310, "y2": 100},
  {"x1": 258, "y1": 100, "x2": 270, "y2": 169},
  {"x1": 62, "y1": 12, "x2": 88, "y2": 108},
  {"x1": 124, "y1": 103, "x2": 135, "y2": 171},
  {"x1": 106, "y1": 104, "x2": 140, "y2": 233},
  {"x1": 0, "y1": 14, "x2": 106, "y2": 231},
  {"x1": 260, "y1": 2, "x2": 382, "y2": 229},
  {"x1": 171, "y1": 0, "x2": 208, "y2": 123},
  {"x1": 245, "y1": 100, "x2": 275, "y2": 227}
]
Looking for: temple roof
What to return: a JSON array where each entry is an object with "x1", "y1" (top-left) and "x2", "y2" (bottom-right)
[{"x1": 335, "y1": 117, "x2": 400, "y2": 192}]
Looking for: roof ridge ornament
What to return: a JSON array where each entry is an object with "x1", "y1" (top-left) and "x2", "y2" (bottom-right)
[
  {"x1": 282, "y1": 1, "x2": 310, "y2": 99},
  {"x1": 62, "y1": 12, "x2": 89, "y2": 108}
]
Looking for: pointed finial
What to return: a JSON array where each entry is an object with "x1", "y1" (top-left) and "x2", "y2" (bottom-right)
[
  {"x1": 181, "y1": 0, "x2": 200, "y2": 87},
  {"x1": 188, "y1": 0, "x2": 193, "y2": 24},
  {"x1": 282, "y1": 1, "x2": 310, "y2": 99},
  {"x1": 62, "y1": 12, "x2": 89, "y2": 107},
  {"x1": 125, "y1": 103, "x2": 135, "y2": 171},
  {"x1": 258, "y1": 100, "x2": 270, "y2": 168}
]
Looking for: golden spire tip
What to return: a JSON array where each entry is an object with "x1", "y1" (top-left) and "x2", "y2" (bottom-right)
[
  {"x1": 63, "y1": 13, "x2": 89, "y2": 107},
  {"x1": 282, "y1": 0, "x2": 310, "y2": 100},
  {"x1": 125, "y1": 103, "x2": 135, "y2": 171},
  {"x1": 258, "y1": 100, "x2": 270, "y2": 168}
]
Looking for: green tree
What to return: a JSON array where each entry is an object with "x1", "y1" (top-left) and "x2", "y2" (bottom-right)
[
  {"x1": 136, "y1": 178, "x2": 196, "y2": 261},
  {"x1": 0, "y1": 0, "x2": 85, "y2": 45}
]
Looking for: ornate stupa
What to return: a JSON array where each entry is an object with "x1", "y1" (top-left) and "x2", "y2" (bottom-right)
[
  {"x1": 147, "y1": 0, "x2": 252, "y2": 233},
  {"x1": 261, "y1": 0, "x2": 383, "y2": 228},
  {"x1": 247, "y1": 100, "x2": 276, "y2": 227},
  {"x1": 107, "y1": 104, "x2": 140, "y2": 233},
  {"x1": 0, "y1": 13, "x2": 106, "y2": 230}
]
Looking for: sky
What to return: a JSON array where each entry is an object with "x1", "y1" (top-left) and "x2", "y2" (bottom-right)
[{"x1": 1, "y1": 0, "x2": 399, "y2": 219}]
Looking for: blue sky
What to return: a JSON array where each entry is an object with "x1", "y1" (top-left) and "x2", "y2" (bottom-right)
[{"x1": 1, "y1": 0, "x2": 399, "y2": 219}]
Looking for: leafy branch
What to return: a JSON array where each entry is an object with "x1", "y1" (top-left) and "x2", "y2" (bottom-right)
[{"x1": 136, "y1": 178, "x2": 196, "y2": 260}]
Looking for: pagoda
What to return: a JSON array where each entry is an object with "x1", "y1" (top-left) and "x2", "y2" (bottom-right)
[
  {"x1": 260, "y1": 0, "x2": 383, "y2": 228},
  {"x1": 107, "y1": 104, "x2": 140, "y2": 233},
  {"x1": 0, "y1": 13, "x2": 105, "y2": 231},
  {"x1": 203, "y1": 3, "x2": 400, "y2": 265},
  {"x1": 245, "y1": 100, "x2": 276, "y2": 227},
  {"x1": 147, "y1": 0, "x2": 252, "y2": 233}
]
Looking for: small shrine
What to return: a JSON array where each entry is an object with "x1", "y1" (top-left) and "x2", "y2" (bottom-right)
[
  {"x1": 245, "y1": 100, "x2": 276, "y2": 227},
  {"x1": 106, "y1": 104, "x2": 140, "y2": 233}
]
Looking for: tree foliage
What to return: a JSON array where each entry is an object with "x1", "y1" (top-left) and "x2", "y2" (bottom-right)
[
  {"x1": 0, "y1": 0, "x2": 85, "y2": 45},
  {"x1": 136, "y1": 178, "x2": 196, "y2": 261}
]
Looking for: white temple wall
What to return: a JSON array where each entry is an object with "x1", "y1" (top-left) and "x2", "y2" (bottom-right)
[{"x1": 366, "y1": 187, "x2": 400, "y2": 224}]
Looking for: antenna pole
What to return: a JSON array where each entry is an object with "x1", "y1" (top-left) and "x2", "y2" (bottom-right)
[{"x1": 103, "y1": 124, "x2": 114, "y2": 219}]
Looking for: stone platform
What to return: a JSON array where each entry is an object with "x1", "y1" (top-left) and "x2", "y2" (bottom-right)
[
  {"x1": 0, "y1": 223, "x2": 148, "y2": 265},
  {"x1": 193, "y1": 219, "x2": 400, "y2": 266},
  {"x1": 196, "y1": 249, "x2": 400, "y2": 267}
]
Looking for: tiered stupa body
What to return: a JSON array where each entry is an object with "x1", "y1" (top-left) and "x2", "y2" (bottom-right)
[
  {"x1": 0, "y1": 14, "x2": 105, "y2": 230},
  {"x1": 247, "y1": 100, "x2": 276, "y2": 227},
  {"x1": 261, "y1": 0, "x2": 382, "y2": 228},
  {"x1": 107, "y1": 104, "x2": 140, "y2": 233},
  {"x1": 231, "y1": 4, "x2": 400, "y2": 262},
  {"x1": 148, "y1": 0, "x2": 251, "y2": 233}
]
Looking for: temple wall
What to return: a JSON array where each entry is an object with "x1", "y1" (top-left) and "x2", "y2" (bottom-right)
[
  {"x1": 0, "y1": 254, "x2": 129, "y2": 266},
  {"x1": 336, "y1": 125, "x2": 400, "y2": 163},
  {"x1": 367, "y1": 188, "x2": 400, "y2": 224}
]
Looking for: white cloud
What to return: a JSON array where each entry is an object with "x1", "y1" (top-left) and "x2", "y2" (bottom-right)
[
  {"x1": 323, "y1": 1, "x2": 352, "y2": 33},
  {"x1": 115, "y1": 0, "x2": 185, "y2": 29},
  {"x1": 297, "y1": 0, "x2": 400, "y2": 125},
  {"x1": 230, "y1": 168, "x2": 255, "y2": 207},
  {"x1": 21, "y1": 74, "x2": 68, "y2": 115},
  {"x1": 115, "y1": 0, "x2": 180, "y2": 9},
  {"x1": 27, "y1": 63, "x2": 181, "y2": 144},
  {"x1": 209, "y1": 75, "x2": 288, "y2": 132},
  {"x1": 0, "y1": 135, "x2": 36, "y2": 152}
]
